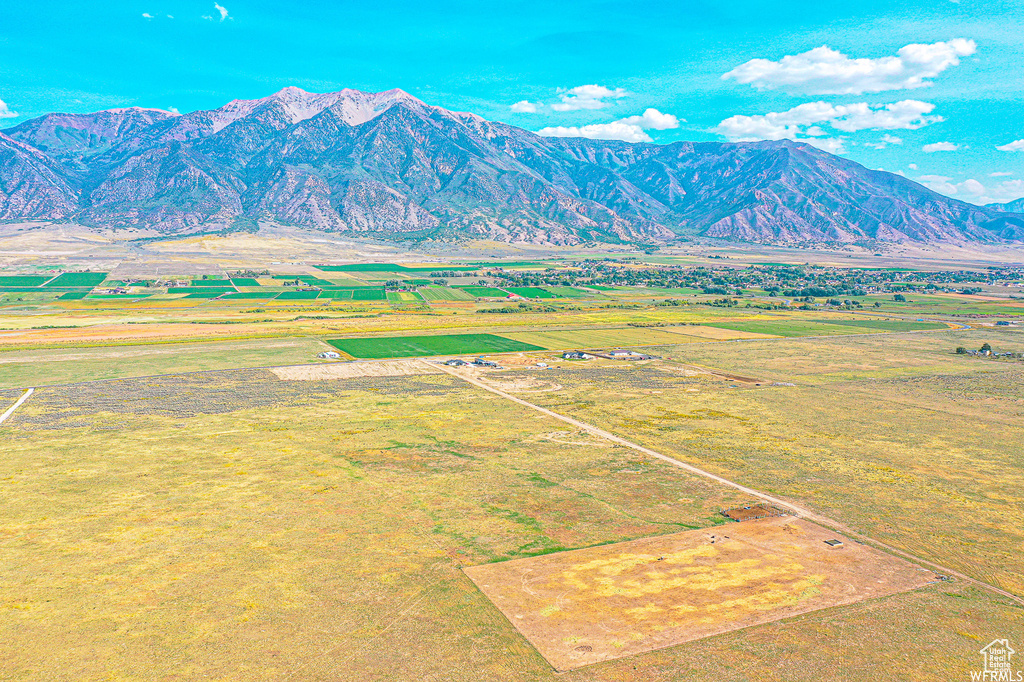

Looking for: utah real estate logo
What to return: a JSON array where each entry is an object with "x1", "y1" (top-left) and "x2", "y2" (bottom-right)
[{"x1": 973, "y1": 639, "x2": 1023, "y2": 681}]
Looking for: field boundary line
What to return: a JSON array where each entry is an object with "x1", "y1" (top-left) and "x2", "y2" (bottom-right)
[
  {"x1": 431, "y1": 361, "x2": 1024, "y2": 607},
  {"x1": 0, "y1": 387, "x2": 33, "y2": 425}
]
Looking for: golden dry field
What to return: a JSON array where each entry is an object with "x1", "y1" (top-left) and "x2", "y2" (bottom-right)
[
  {"x1": 466, "y1": 517, "x2": 935, "y2": 671},
  {"x1": 1, "y1": 349, "x2": 1022, "y2": 680},
  {"x1": 1, "y1": 238, "x2": 1023, "y2": 680},
  {"x1": 500, "y1": 329, "x2": 1024, "y2": 597}
]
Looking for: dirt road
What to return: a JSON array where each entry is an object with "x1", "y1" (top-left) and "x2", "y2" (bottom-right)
[
  {"x1": 0, "y1": 387, "x2": 33, "y2": 425},
  {"x1": 430, "y1": 361, "x2": 1024, "y2": 607}
]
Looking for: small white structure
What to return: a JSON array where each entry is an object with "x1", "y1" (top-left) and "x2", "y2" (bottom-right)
[
  {"x1": 604, "y1": 349, "x2": 651, "y2": 360},
  {"x1": 317, "y1": 351, "x2": 341, "y2": 359}
]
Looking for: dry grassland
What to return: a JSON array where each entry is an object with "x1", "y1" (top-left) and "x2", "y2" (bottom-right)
[
  {"x1": 269, "y1": 359, "x2": 441, "y2": 380},
  {"x1": 507, "y1": 329, "x2": 1024, "y2": 597},
  {"x1": 503, "y1": 325, "x2": 770, "y2": 350},
  {"x1": 0, "y1": 338, "x2": 332, "y2": 389},
  {"x1": 0, "y1": 354, "x2": 1021, "y2": 679},
  {"x1": 0, "y1": 370, "x2": 746, "y2": 680},
  {"x1": 466, "y1": 517, "x2": 935, "y2": 670}
]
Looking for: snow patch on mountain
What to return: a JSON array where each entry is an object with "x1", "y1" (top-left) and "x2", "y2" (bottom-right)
[{"x1": 208, "y1": 86, "x2": 423, "y2": 132}]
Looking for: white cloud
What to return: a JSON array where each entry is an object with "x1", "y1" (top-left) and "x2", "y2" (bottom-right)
[
  {"x1": 723, "y1": 38, "x2": 976, "y2": 94},
  {"x1": 551, "y1": 85, "x2": 628, "y2": 111},
  {"x1": 538, "y1": 122, "x2": 653, "y2": 143},
  {"x1": 168, "y1": 106, "x2": 181, "y2": 115},
  {"x1": 716, "y1": 101, "x2": 835, "y2": 141},
  {"x1": 0, "y1": 99, "x2": 18, "y2": 119},
  {"x1": 992, "y1": 179, "x2": 1024, "y2": 202},
  {"x1": 510, "y1": 100, "x2": 538, "y2": 114},
  {"x1": 831, "y1": 101, "x2": 941, "y2": 131},
  {"x1": 716, "y1": 99, "x2": 940, "y2": 145},
  {"x1": 142, "y1": 12, "x2": 153, "y2": 18},
  {"x1": 917, "y1": 175, "x2": 1024, "y2": 204},
  {"x1": 996, "y1": 139, "x2": 1024, "y2": 152},
  {"x1": 804, "y1": 137, "x2": 847, "y2": 154},
  {"x1": 908, "y1": 163, "x2": 918, "y2": 170},
  {"x1": 618, "y1": 108, "x2": 681, "y2": 130},
  {"x1": 536, "y1": 108, "x2": 680, "y2": 143},
  {"x1": 922, "y1": 141, "x2": 958, "y2": 152},
  {"x1": 865, "y1": 133, "x2": 905, "y2": 149},
  {"x1": 204, "y1": 2, "x2": 229, "y2": 20},
  {"x1": 991, "y1": 171, "x2": 1013, "y2": 177}
]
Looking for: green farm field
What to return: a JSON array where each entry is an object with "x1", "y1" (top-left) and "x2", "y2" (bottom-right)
[
  {"x1": 320, "y1": 277, "x2": 371, "y2": 287},
  {"x1": 351, "y1": 287, "x2": 386, "y2": 300},
  {"x1": 43, "y1": 272, "x2": 108, "y2": 287},
  {"x1": 170, "y1": 286, "x2": 235, "y2": 294},
  {"x1": 418, "y1": 285, "x2": 476, "y2": 301},
  {"x1": 0, "y1": 275, "x2": 51, "y2": 286},
  {"x1": 505, "y1": 286, "x2": 557, "y2": 299},
  {"x1": 327, "y1": 333, "x2": 544, "y2": 358},
  {"x1": 386, "y1": 290, "x2": 424, "y2": 302},
  {"x1": 275, "y1": 290, "x2": 321, "y2": 300},
  {"x1": 819, "y1": 319, "x2": 953, "y2": 331},
  {"x1": 458, "y1": 285, "x2": 510, "y2": 297},
  {"x1": 542, "y1": 286, "x2": 593, "y2": 298},
  {"x1": 219, "y1": 291, "x2": 278, "y2": 300}
]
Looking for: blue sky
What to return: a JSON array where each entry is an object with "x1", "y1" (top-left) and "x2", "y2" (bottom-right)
[{"x1": 2, "y1": 0, "x2": 1023, "y2": 204}]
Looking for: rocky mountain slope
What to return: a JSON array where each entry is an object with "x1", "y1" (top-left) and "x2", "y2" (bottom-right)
[
  {"x1": 988, "y1": 197, "x2": 1024, "y2": 214},
  {"x1": 3, "y1": 87, "x2": 1023, "y2": 244}
]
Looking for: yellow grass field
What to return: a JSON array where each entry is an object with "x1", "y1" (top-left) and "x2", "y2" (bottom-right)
[
  {"x1": 505, "y1": 329, "x2": 1024, "y2": 597},
  {"x1": 503, "y1": 325, "x2": 768, "y2": 350},
  {"x1": 1, "y1": 358, "x2": 1022, "y2": 680},
  {"x1": 466, "y1": 517, "x2": 935, "y2": 670},
  {"x1": 1, "y1": 246, "x2": 1022, "y2": 682}
]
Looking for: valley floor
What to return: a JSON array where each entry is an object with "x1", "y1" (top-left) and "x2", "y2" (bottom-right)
[{"x1": 0, "y1": 239, "x2": 1022, "y2": 680}]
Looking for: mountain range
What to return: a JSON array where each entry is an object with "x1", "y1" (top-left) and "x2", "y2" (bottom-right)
[
  {"x1": 2, "y1": 86, "x2": 1023, "y2": 245},
  {"x1": 988, "y1": 197, "x2": 1024, "y2": 214}
]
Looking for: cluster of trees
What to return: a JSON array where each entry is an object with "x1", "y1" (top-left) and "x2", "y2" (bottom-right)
[
  {"x1": 477, "y1": 302, "x2": 559, "y2": 314},
  {"x1": 953, "y1": 343, "x2": 1024, "y2": 359},
  {"x1": 784, "y1": 286, "x2": 867, "y2": 298},
  {"x1": 483, "y1": 260, "x2": 1015, "y2": 298},
  {"x1": 957, "y1": 343, "x2": 992, "y2": 354}
]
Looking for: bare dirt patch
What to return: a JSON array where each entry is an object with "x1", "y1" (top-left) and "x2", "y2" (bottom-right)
[
  {"x1": 530, "y1": 430, "x2": 614, "y2": 448},
  {"x1": 721, "y1": 502, "x2": 788, "y2": 521},
  {"x1": 464, "y1": 517, "x2": 935, "y2": 671},
  {"x1": 271, "y1": 359, "x2": 442, "y2": 380},
  {"x1": 480, "y1": 374, "x2": 563, "y2": 393}
]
